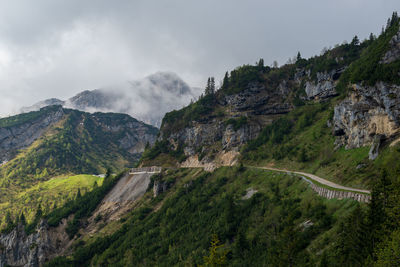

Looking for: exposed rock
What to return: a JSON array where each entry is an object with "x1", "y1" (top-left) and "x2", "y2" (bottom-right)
[
  {"x1": 356, "y1": 163, "x2": 366, "y2": 170},
  {"x1": 380, "y1": 27, "x2": 400, "y2": 64},
  {"x1": 305, "y1": 69, "x2": 344, "y2": 99},
  {"x1": 299, "y1": 220, "x2": 314, "y2": 229},
  {"x1": 222, "y1": 123, "x2": 261, "y2": 150},
  {"x1": 0, "y1": 106, "x2": 64, "y2": 163},
  {"x1": 242, "y1": 188, "x2": 258, "y2": 200},
  {"x1": 180, "y1": 151, "x2": 240, "y2": 172},
  {"x1": 0, "y1": 219, "x2": 69, "y2": 267},
  {"x1": 0, "y1": 107, "x2": 157, "y2": 165},
  {"x1": 294, "y1": 68, "x2": 310, "y2": 83},
  {"x1": 153, "y1": 180, "x2": 169, "y2": 197},
  {"x1": 166, "y1": 119, "x2": 260, "y2": 160},
  {"x1": 223, "y1": 82, "x2": 292, "y2": 115},
  {"x1": 333, "y1": 82, "x2": 400, "y2": 149},
  {"x1": 369, "y1": 135, "x2": 382, "y2": 160}
]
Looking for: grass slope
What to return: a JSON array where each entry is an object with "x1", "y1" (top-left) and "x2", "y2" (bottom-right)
[{"x1": 0, "y1": 174, "x2": 103, "y2": 228}]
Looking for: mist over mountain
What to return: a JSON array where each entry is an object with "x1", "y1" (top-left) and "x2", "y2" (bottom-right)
[{"x1": 21, "y1": 72, "x2": 200, "y2": 127}]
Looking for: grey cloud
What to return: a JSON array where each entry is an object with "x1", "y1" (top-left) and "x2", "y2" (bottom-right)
[{"x1": 0, "y1": 0, "x2": 398, "y2": 117}]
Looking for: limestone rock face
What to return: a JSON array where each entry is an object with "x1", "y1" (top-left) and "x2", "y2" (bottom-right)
[
  {"x1": 222, "y1": 123, "x2": 261, "y2": 150},
  {"x1": 333, "y1": 82, "x2": 400, "y2": 150},
  {"x1": 96, "y1": 119, "x2": 157, "y2": 155},
  {"x1": 164, "y1": 119, "x2": 261, "y2": 159},
  {"x1": 305, "y1": 69, "x2": 343, "y2": 99},
  {"x1": 0, "y1": 220, "x2": 69, "y2": 267},
  {"x1": 160, "y1": 80, "x2": 295, "y2": 163},
  {"x1": 369, "y1": 135, "x2": 383, "y2": 160},
  {"x1": 380, "y1": 27, "x2": 400, "y2": 64},
  {"x1": 0, "y1": 107, "x2": 64, "y2": 163},
  {"x1": 223, "y1": 82, "x2": 292, "y2": 115}
]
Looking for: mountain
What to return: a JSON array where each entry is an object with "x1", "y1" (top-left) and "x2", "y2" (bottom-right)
[
  {"x1": 1, "y1": 105, "x2": 158, "y2": 178},
  {"x1": 1, "y1": 13, "x2": 400, "y2": 267},
  {"x1": 21, "y1": 72, "x2": 199, "y2": 127},
  {"x1": 0, "y1": 105, "x2": 157, "y2": 232},
  {"x1": 20, "y1": 98, "x2": 65, "y2": 114}
]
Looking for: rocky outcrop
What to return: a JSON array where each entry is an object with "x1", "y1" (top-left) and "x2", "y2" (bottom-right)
[
  {"x1": 369, "y1": 135, "x2": 383, "y2": 160},
  {"x1": 180, "y1": 151, "x2": 239, "y2": 172},
  {"x1": 305, "y1": 69, "x2": 343, "y2": 99},
  {"x1": 166, "y1": 119, "x2": 260, "y2": 159},
  {"x1": 223, "y1": 82, "x2": 292, "y2": 115},
  {"x1": 0, "y1": 106, "x2": 64, "y2": 163},
  {"x1": 94, "y1": 117, "x2": 157, "y2": 155},
  {"x1": 380, "y1": 27, "x2": 400, "y2": 64},
  {"x1": 333, "y1": 83, "x2": 400, "y2": 150},
  {"x1": 161, "y1": 80, "x2": 295, "y2": 161},
  {"x1": 153, "y1": 180, "x2": 169, "y2": 197},
  {"x1": 0, "y1": 219, "x2": 69, "y2": 267},
  {"x1": 222, "y1": 123, "x2": 261, "y2": 150}
]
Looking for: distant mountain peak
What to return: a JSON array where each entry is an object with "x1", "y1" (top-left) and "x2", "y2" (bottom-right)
[{"x1": 20, "y1": 72, "x2": 200, "y2": 127}]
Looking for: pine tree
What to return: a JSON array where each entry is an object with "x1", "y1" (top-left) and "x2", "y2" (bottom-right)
[
  {"x1": 77, "y1": 188, "x2": 82, "y2": 199},
  {"x1": 5, "y1": 211, "x2": 13, "y2": 226},
  {"x1": 35, "y1": 204, "x2": 43, "y2": 221},
  {"x1": 105, "y1": 168, "x2": 112, "y2": 179},
  {"x1": 369, "y1": 33, "x2": 375, "y2": 42},
  {"x1": 210, "y1": 77, "x2": 215, "y2": 94},
  {"x1": 351, "y1": 35, "x2": 360, "y2": 46},
  {"x1": 205, "y1": 77, "x2": 215, "y2": 95},
  {"x1": 391, "y1": 11, "x2": 399, "y2": 26},
  {"x1": 222, "y1": 72, "x2": 229, "y2": 90},
  {"x1": 257, "y1": 58, "x2": 264, "y2": 68},
  {"x1": 20, "y1": 212, "x2": 26, "y2": 225},
  {"x1": 202, "y1": 234, "x2": 227, "y2": 266},
  {"x1": 205, "y1": 77, "x2": 211, "y2": 95},
  {"x1": 296, "y1": 51, "x2": 302, "y2": 61},
  {"x1": 386, "y1": 18, "x2": 392, "y2": 30}
]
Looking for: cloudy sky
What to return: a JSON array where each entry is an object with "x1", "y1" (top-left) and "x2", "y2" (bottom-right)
[{"x1": 0, "y1": 0, "x2": 398, "y2": 116}]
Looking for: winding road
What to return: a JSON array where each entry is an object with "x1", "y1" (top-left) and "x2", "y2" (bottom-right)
[{"x1": 257, "y1": 167, "x2": 371, "y2": 194}]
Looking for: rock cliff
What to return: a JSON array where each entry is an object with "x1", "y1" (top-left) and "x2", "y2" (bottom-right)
[
  {"x1": 333, "y1": 82, "x2": 400, "y2": 150},
  {"x1": 0, "y1": 219, "x2": 69, "y2": 267},
  {"x1": 0, "y1": 106, "x2": 64, "y2": 163},
  {"x1": 304, "y1": 69, "x2": 343, "y2": 99},
  {"x1": 158, "y1": 65, "x2": 344, "y2": 167}
]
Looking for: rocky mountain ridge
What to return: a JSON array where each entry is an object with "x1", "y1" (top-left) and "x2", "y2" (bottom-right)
[
  {"x1": 0, "y1": 105, "x2": 158, "y2": 180},
  {"x1": 20, "y1": 72, "x2": 199, "y2": 127},
  {"x1": 149, "y1": 23, "x2": 400, "y2": 168}
]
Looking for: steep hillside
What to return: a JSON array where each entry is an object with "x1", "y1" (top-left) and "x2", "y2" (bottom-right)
[
  {"x1": 141, "y1": 36, "x2": 369, "y2": 169},
  {"x1": 0, "y1": 105, "x2": 157, "y2": 226},
  {"x1": 143, "y1": 14, "x2": 400, "y2": 190},
  {"x1": 137, "y1": 14, "x2": 400, "y2": 266},
  {"x1": 45, "y1": 167, "x2": 361, "y2": 266}
]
